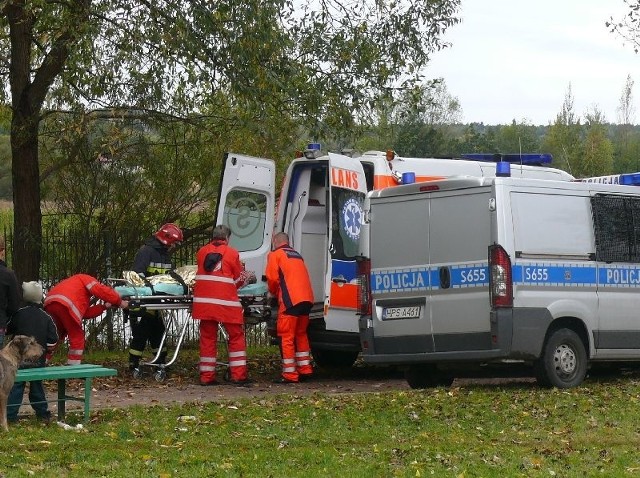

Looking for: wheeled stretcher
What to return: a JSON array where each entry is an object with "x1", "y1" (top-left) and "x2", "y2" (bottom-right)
[{"x1": 115, "y1": 277, "x2": 270, "y2": 381}]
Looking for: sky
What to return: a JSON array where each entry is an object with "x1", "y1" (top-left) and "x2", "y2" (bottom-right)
[{"x1": 427, "y1": 0, "x2": 640, "y2": 125}]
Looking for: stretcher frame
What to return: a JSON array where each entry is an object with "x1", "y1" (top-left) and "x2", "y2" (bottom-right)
[{"x1": 123, "y1": 292, "x2": 271, "y2": 381}]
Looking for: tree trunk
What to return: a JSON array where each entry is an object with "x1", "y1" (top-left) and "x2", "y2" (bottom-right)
[{"x1": 11, "y1": 110, "x2": 42, "y2": 282}]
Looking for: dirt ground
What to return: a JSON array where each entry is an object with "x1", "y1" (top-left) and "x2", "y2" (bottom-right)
[
  {"x1": 32, "y1": 359, "x2": 539, "y2": 420},
  {"x1": 26, "y1": 359, "x2": 414, "y2": 419}
]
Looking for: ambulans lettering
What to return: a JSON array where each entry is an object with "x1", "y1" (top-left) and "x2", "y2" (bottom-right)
[{"x1": 331, "y1": 166, "x2": 360, "y2": 191}]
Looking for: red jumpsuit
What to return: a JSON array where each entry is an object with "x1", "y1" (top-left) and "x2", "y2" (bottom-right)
[
  {"x1": 265, "y1": 243, "x2": 314, "y2": 382},
  {"x1": 43, "y1": 274, "x2": 123, "y2": 364},
  {"x1": 191, "y1": 239, "x2": 247, "y2": 384}
]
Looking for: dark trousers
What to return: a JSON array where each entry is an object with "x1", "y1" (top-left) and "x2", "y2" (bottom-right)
[
  {"x1": 129, "y1": 311, "x2": 166, "y2": 365},
  {"x1": 7, "y1": 380, "x2": 50, "y2": 421}
]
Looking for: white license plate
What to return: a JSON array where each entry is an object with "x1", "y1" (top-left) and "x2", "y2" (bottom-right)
[{"x1": 382, "y1": 306, "x2": 421, "y2": 320}]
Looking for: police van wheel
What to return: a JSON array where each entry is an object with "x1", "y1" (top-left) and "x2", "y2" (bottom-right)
[
  {"x1": 405, "y1": 365, "x2": 453, "y2": 389},
  {"x1": 536, "y1": 328, "x2": 587, "y2": 389}
]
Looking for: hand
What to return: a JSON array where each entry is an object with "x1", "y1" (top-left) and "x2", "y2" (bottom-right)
[
  {"x1": 104, "y1": 302, "x2": 112, "y2": 309},
  {"x1": 120, "y1": 300, "x2": 129, "y2": 309}
]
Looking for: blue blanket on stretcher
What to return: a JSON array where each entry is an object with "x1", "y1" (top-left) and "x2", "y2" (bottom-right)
[{"x1": 115, "y1": 281, "x2": 268, "y2": 298}]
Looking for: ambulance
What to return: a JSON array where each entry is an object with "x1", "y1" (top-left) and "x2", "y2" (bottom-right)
[
  {"x1": 358, "y1": 168, "x2": 640, "y2": 388},
  {"x1": 215, "y1": 146, "x2": 573, "y2": 368}
]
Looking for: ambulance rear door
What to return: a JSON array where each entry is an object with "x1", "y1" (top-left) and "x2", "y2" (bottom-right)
[
  {"x1": 215, "y1": 152, "x2": 276, "y2": 279},
  {"x1": 325, "y1": 152, "x2": 367, "y2": 332}
]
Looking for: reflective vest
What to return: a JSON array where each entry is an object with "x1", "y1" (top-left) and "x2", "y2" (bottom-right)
[
  {"x1": 43, "y1": 274, "x2": 123, "y2": 324},
  {"x1": 192, "y1": 241, "x2": 243, "y2": 323},
  {"x1": 265, "y1": 244, "x2": 314, "y2": 314}
]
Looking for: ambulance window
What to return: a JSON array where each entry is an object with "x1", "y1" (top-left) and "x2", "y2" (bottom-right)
[
  {"x1": 331, "y1": 187, "x2": 365, "y2": 260},
  {"x1": 361, "y1": 162, "x2": 375, "y2": 191},
  {"x1": 592, "y1": 194, "x2": 640, "y2": 263},
  {"x1": 222, "y1": 189, "x2": 267, "y2": 252}
]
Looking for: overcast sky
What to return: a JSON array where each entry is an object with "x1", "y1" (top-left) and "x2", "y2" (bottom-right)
[{"x1": 427, "y1": 1, "x2": 640, "y2": 125}]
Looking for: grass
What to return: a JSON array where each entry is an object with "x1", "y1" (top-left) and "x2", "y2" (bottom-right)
[{"x1": 2, "y1": 363, "x2": 640, "y2": 477}]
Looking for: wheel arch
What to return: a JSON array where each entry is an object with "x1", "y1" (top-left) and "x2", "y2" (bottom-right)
[{"x1": 542, "y1": 316, "x2": 591, "y2": 359}]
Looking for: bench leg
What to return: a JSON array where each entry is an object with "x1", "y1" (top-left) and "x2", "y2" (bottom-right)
[
  {"x1": 57, "y1": 379, "x2": 66, "y2": 422},
  {"x1": 84, "y1": 378, "x2": 93, "y2": 423}
]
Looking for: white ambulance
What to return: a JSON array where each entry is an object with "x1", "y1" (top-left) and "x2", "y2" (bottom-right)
[
  {"x1": 358, "y1": 170, "x2": 640, "y2": 388},
  {"x1": 215, "y1": 147, "x2": 573, "y2": 368}
]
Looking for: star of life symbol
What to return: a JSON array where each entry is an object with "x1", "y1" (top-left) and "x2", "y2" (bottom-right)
[{"x1": 342, "y1": 198, "x2": 362, "y2": 241}]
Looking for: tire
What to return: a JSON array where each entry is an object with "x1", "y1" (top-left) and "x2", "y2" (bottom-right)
[
  {"x1": 154, "y1": 369, "x2": 167, "y2": 382},
  {"x1": 405, "y1": 364, "x2": 453, "y2": 389},
  {"x1": 536, "y1": 328, "x2": 587, "y2": 388},
  {"x1": 312, "y1": 349, "x2": 359, "y2": 369}
]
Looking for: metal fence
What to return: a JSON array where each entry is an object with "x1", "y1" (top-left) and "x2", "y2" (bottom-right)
[{"x1": 3, "y1": 225, "x2": 271, "y2": 351}]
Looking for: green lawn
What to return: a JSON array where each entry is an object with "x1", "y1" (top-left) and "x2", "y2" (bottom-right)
[{"x1": 2, "y1": 370, "x2": 640, "y2": 477}]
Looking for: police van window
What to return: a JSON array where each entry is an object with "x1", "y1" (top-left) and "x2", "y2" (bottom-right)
[
  {"x1": 331, "y1": 187, "x2": 364, "y2": 260},
  {"x1": 592, "y1": 194, "x2": 640, "y2": 263},
  {"x1": 222, "y1": 189, "x2": 267, "y2": 252},
  {"x1": 512, "y1": 192, "x2": 593, "y2": 256}
]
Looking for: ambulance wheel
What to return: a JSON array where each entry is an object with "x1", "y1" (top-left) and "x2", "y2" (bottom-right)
[
  {"x1": 312, "y1": 350, "x2": 359, "y2": 369},
  {"x1": 535, "y1": 328, "x2": 587, "y2": 388},
  {"x1": 405, "y1": 365, "x2": 453, "y2": 389}
]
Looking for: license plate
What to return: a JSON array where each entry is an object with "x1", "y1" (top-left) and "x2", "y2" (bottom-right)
[{"x1": 382, "y1": 306, "x2": 421, "y2": 320}]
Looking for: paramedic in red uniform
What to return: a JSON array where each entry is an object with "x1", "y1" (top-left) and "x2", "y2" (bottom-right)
[
  {"x1": 43, "y1": 274, "x2": 128, "y2": 364},
  {"x1": 265, "y1": 232, "x2": 314, "y2": 383},
  {"x1": 192, "y1": 224, "x2": 249, "y2": 386},
  {"x1": 128, "y1": 223, "x2": 183, "y2": 371}
]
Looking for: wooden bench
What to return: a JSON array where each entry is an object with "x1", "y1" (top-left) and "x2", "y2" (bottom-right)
[{"x1": 15, "y1": 364, "x2": 117, "y2": 423}]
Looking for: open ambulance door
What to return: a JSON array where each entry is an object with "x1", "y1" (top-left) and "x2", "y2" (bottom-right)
[
  {"x1": 214, "y1": 152, "x2": 276, "y2": 280},
  {"x1": 324, "y1": 152, "x2": 368, "y2": 333}
]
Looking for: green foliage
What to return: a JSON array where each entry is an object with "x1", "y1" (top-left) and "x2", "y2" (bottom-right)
[
  {"x1": 3, "y1": 377, "x2": 640, "y2": 476},
  {"x1": 494, "y1": 120, "x2": 541, "y2": 153}
]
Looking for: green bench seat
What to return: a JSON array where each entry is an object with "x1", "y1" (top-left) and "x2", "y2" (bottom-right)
[{"x1": 15, "y1": 364, "x2": 117, "y2": 423}]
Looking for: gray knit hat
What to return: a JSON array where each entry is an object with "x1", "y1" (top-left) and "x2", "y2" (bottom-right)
[{"x1": 22, "y1": 281, "x2": 43, "y2": 304}]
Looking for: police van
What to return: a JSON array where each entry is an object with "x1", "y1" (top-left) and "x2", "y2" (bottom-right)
[
  {"x1": 358, "y1": 169, "x2": 640, "y2": 388},
  {"x1": 215, "y1": 147, "x2": 573, "y2": 368}
]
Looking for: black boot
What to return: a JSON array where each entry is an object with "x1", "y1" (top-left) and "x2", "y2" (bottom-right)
[{"x1": 128, "y1": 353, "x2": 140, "y2": 371}]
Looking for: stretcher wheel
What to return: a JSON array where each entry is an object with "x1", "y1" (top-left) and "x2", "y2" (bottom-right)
[
  {"x1": 224, "y1": 369, "x2": 231, "y2": 382},
  {"x1": 132, "y1": 368, "x2": 143, "y2": 379},
  {"x1": 154, "y1": 369, "x2": 167, "y2": 382}
]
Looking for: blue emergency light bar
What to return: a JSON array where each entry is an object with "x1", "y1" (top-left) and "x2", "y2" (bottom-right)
[
  {"x1": 303, "y1": 142, "x2": 322, "y2": 159},
  {"x1": 579, "y1": 172, "x2": 640, "y2": 186},
  {"x1": 460, "y1": 153, "x2": 553, "y2": 165}
]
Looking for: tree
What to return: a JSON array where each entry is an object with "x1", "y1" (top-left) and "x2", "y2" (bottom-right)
[
  {"x1": 494, "y1": 120, "x2": 541, "y2": 153},
  {"x1": 613, "y1": 74, "x2": 640, "y2": 172},
  {"x1": 608, "y1": 1, "x2": 640, "y2": 53},
  {"x1": 542, "y1": 84, "x2": 582, "y2": 175},
  {"x1": 581, "y1": 107, "x2": 614, "y2": 177},
  {"x1": 1, "y1": 0, "x2": 461, "y2": 281}
]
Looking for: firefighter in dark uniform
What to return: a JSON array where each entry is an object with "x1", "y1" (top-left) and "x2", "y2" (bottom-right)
[{"x1": 128, "y1": 223, "x2": 183, "y2": 372}]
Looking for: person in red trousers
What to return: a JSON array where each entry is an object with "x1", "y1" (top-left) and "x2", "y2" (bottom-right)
[
  {"x1": 192, "y1": 225, "x2": 250, "y2": 386},
  {"x1": 265, "y1": 232, "x2": 314, "y2": 383},
  {"x1": 44, "y1": 274, "x2": 129, "y2": 364}
]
